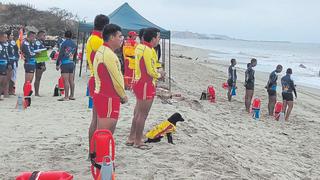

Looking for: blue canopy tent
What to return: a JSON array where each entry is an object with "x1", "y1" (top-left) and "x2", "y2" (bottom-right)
[{"x1": 76, "y1": 2, "x2": 172, "y2": 90}]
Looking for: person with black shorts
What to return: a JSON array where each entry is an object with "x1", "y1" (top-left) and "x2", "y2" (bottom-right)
[
  {"x1": 227, "y1": 58, "x2": 237, "y2": 101},
  {"x1": 266, "y1": 65, "x2": 283, "y2": 116},
  {"x1": 281, "y1": 68, "x2": 297, "y2": 121},
  {"x1": 244, "y1": 58, "x2": 257, "y2": 112},
  {"x1": 33, "y1": 31, "x2": 47, "y2": 96},
  {"x1": 21, "y1": 31, "x2": 37, "y2": 85},
  {"x1": 56, "y1": 30, "x2": 76, "y2": 101}
]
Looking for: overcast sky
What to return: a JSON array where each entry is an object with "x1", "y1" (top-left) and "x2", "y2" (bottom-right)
[{"x1": 3, "y1": 0, "x2": 320, "y2": 43}]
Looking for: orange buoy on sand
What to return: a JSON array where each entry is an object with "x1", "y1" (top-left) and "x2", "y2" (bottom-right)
[
  {"x1": 90, "y1": 130, "x2": 116, "y2": 180},
  {"x1": 251, "y1": 98, "x2": 261, "y2": 120},
  {"x1": 23, "y1": 81, "x2": 33, "y2": 107},
  {"x1": 58, "y1": 76, "x2": 65, "y2": 95},
  {"x1": 222, "y1": 82, "x2": 228, "y2": 90},
  {"x1": 274, "y1": 101, "x2": 283, "y2": 120},
  {"x1": 207, "y1": 85, "x2": 216, "y2": 103},
  {"x1": 16, "y1": 171, "x2": 73, "y2": 180}
]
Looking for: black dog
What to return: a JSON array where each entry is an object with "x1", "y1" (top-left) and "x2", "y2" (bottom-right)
[{"x1": 145, "y1": 113, "x2": 184, "y2": 144}]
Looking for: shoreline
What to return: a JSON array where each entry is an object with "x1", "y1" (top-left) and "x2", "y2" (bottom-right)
[{"x1": 171, "y1": 43, "x2": 320, "y2": 97}]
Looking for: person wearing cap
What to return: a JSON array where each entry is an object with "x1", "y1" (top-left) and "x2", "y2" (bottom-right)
[
  {"x1": 123, "y1": 31, "x2": 138, "y2": 89},
  {"x1": 281, "y1": 68, "x2": 297, "y2": 121}
]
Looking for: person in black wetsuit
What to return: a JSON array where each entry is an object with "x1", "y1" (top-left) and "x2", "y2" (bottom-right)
[
  {"x1": 227, "y1": 58, "x2": 237, "y2": 102},
  {"x1": 281, "y1": 68, "x2": 297, "y2": 121},
  {"x1": 266, "y1": 65, "x2": 283, "y2": 116},
  {"x1": 244, "y1": 58, "x2": 257, "y2": 112}
]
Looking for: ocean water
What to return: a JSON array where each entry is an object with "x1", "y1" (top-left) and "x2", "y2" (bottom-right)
[{"x1": 172, "y1": 38, "x2": 320, "y2": 89}]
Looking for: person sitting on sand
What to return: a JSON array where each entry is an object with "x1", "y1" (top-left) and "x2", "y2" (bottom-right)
[
  {"x1": 56, "y1": 30, "x2": 76, "y2": 101},
  {"x1": 244, "y1": 58, "x2": 257, "y2": 112},
  {"x1": 126, "y1": 28, "x2": 165, "y2": 150},
  {"x1": 92, "y1": 24, "x2": 128, "y2": 133},
  {"x1": 281, "y1": 68, "x2": 297, "y2": 121},
  {"x1": 266, "y1": 65, "x2": 283, "y2": 116},
  {"x1": 227, "y1": 58, "x2": 237, "y2": 102}
]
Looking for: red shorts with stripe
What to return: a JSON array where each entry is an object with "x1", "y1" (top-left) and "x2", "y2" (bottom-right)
[
  {"x1": 93, "y1": 93, "x2": 121, "y2": 119},
  {"x1": 133, "y1": 80, "x2": 156, "y2": 100}
]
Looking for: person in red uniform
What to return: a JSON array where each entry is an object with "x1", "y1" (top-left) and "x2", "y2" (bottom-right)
[
  {"x1": 93, "y1": 24, "x2": 128, "y2": 133},
  {"x1": 123, "y1": 31, "x2": 137, "y2": 89},
  {"x1": 86, "y1": 14, "x2": 109, "y2": 147},
  {"x1": 126, "y1": 28, "x2": 165, "y2": 149}
]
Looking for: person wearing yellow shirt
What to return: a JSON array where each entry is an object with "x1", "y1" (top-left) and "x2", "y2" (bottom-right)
[
  {"x1": 126, "y1": 28, "x2": 165, "y2": 149},
  {"x1": 123, "y1": 31, "x2": 137, "y2": 89},
  {"x1": 93, "y1": 24, "x2": 128, "y2": 133},
  {"x1": 138, "y1": 28, "x2": 162, "y2": 70},
  {"x1": 86, "y1": 14, "x2": 109, "y2": 148}
]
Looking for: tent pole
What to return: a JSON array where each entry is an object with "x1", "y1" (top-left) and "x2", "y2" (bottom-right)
[
  {"x1": 169, "y1": 37, "x2": 171, "y2": 92},
  {"x1": 79, "y1": 32, "x2": 86, "y2": 77},
  {"x1": 162, "y1": 39, "x2": 165, "y2": 70},
  {"x1": 74, "y1": 23, "x2": 80, "y2": 74}
]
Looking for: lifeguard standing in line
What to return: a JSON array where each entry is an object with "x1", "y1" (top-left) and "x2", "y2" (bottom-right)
[
  {"x1": 123, "y1": 31, "x2": 137, "y2": 89},
  {"x1": 86, "y1": 14, "x2": 109, "y2": 150},
  {"x1": 127, "y1": 28, "x2": 165, "y2": 150},
  {"x1": 93, "y1": 24, "x2": 128, "y2": 133}
]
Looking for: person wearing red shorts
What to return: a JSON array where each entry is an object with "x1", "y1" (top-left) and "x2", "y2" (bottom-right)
[
  {"x1": 126, "y1": 28, "x2": 165, "y2": 150},
  {"x1": 123, "y1": 31, "x2": 137, "y2": 89},
  {"x1": 93, "y1": 24, "x2": 128, "y2": 133},
  {"x1": 86, "y1": 15, "x2": 109, "y2": 145}
]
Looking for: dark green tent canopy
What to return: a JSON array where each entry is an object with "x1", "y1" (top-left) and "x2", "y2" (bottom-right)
[
  {"x1": 78, "y1": 2, "x2": 170, "y2": 39},
  {"x1": 77, "y1": 2, "x2": 172, "y2": 90}
]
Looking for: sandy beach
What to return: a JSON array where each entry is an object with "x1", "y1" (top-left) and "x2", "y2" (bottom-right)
[{"x1": 0, "y1": 44, "x2": 319, "y2": 179}]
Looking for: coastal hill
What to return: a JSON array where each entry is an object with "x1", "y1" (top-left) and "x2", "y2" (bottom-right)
[
  {"x1": 172, "y1": 31, "x2": 233, "y2": 40},
  {"x1": 0, "y1": 2, "x2": 78, "y2": 35}
]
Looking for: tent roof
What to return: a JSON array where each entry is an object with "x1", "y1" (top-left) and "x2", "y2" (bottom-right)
[{"x1": 78, "y1": 2, "x2": 170, "y2": 39}]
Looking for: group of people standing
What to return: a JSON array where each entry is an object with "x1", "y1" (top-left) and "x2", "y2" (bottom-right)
[
  {"x1": 0, "y1": 30, "x2": 47, "y2": 100},
  {"x1": 0, "y1": 27, "x2": 77, "y2": 102},
  {"x1": 0, "y1": 30, "x2": 19, "y2": 100},
  {"x1": 86, "y1": 14, "x2": 165, "y2": 150},
  {"x1": 227, "y1": 58, "x2": 297, "y2": 121}
]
